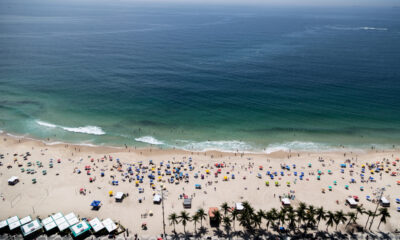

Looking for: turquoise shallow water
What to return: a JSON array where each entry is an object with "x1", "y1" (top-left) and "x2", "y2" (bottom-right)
[{"x1": 1, "y1": 1, "x2": 400, "y2": 152}]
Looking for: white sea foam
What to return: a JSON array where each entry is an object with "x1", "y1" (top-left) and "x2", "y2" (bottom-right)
[
  {"x1": 61, "y1": 126, "x2": 105, "y2": 135},
  {"x1": 327, "y1": 26, "x2": 388, "y2": 31},
  {"x1": 180, "y1": 140, "x2": 254, "y2": 153},
  {"x1": 263, "y1": 141, "x2": 339, "y2": 153},
  {"x1": 135, "y1": 136, "x2": 164, "y2": 145},
  {"x1": 35, "y1": 120, "x2": 105, "y2": 135},
  {"x1": 36, "y1": 120, "x2": 57, "y2": 128}
]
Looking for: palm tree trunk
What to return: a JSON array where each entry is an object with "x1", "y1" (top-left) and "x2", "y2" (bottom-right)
[
  {"x1": 378, "y1": 220, "x2": 382, "y2": 230},
  {"x1": 365, "y1": 217, "x2": 370, "y2": 229}
]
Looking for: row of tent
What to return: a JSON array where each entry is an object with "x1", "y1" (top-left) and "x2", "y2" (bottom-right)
[{"x1": 0, "y1": 212, "x2": 117, "y2": 238}]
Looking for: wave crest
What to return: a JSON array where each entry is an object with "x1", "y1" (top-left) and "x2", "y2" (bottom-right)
[
  {"x1": 135, "y1": 136, "x2": 164, "y2": 145},
  {"x1": 35, "y1": 120, "x2": 105, "y2": 135},
  {"x1": 180, "y1": 140, "x2": 253, "y2": 153}
]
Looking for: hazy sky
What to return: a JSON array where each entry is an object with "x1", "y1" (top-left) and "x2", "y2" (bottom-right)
[{"x1": 114, "y1": 0, "x2": 400, "y2": 6}]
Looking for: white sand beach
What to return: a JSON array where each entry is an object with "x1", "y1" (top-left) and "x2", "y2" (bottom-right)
[{"x1": 0, "y1": 134, "x2": 399, "y2": 238}]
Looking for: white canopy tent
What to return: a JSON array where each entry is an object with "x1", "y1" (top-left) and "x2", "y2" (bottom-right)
[
  {"x1": 0, "y1": 220, "x2": 8, "y2": 230},
  {"x1": 153, "y1": 194, "x2": 162, "y2": 204},
  {"x1": 8, "y1": 176, "x2": 19, "y2": 185},
  {"x1": 115, "y1": 192, "x2": 124, "y2": 202},
  {"x1": 7, "y1": 216, "x2": 20, "y2": 231},
  {"x1": 55, "y1": 217, "x2": 69, "y2": 231},
  {"x1": 282, "y1": 198, "x2": 291, "y2": 206},
  {"x1": 102, "y1": 218, "x2": 117, "y2": 233},
  {"x1": 65, "y1": 212, "x2": 79, "y2": 226},
  {"x1": 44, "y1": 221, "x2": 57, "y2": 232},
  {"x1": 346, "y1": 198, "x2": 358, "y2": 207},
  {"x1": 51, "y1": 213, "x2": 63, "y2": 221},
  {"x1": 89, "y1": 218, "x2": 105, "y2": 233},
  {"x1": 381, "y1": 197, "x2": 390, "y2": 207},
  {"x1": 20, "y1": 216, "x2": 32, "y2": 225},
  {"x1": 42, "y1": 216, "x2": 56, "y2": 231},
  {"x1": 235, "y1": 202, "x2": 244, "y2": 210}
]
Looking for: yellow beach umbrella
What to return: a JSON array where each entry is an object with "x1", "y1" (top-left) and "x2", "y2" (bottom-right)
[{"x1": 109, "y1": 190, "x2": 113, "y2": 196}]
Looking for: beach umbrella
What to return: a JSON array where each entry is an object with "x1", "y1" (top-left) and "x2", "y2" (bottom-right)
[
  {"x1": 294, "y1": 172, "x2": 297, "y2": 176},
  {"x1": 265, "y1": 181, "x2": 269, "y2": 186},
  {"x1": 224, "y1": 176, "x2": 228, "y2": 181},
  {"x1": 90, "y1": 200, "x2": 101, "y2": 207},
  {"x1": 328, "y1": 186, "x2": 332, "y2": 191},
  {"x1": 109, "y1": 191, "x2": 113, "y2": 196},
  {"x1": 360, "y1": 186, "x2": 364, "y2": 191},
  {"x1": 345, "y1": 185, "x2": 349, "y2": 189},
  {"x1": 317, "y1": 176, "x2": 320, "y2": 180},
  {"x1": 334, "y1": 181, "x2": 337, "y2": 185}
]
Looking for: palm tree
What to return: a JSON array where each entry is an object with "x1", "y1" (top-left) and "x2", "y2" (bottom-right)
[
  {"x1": 345, "y1": 212, "x2": 357, "y2": 229},
  {"x1": 222, "y1": 216, "x2": 232, "y2": 235},
  {"x1": 377, "y1": 208, "x2": 390, "y2": 230},
  {"x1": 325, "y1": 211, "x2": 335, "y2": 231},
  {"x1": 305, "y1": 205, "x2": 317, "y2": 230},
  {"x1": 196, "y1": 208, "x2": 207, "y2": 229},
  {"x1": 286, "y1": 210, "x2": 297, "y2": 233},
  {"x1": 221, "y1": 202, "x2": 230, "y2": 217},
  {"x1": 255, "y1": 209, "x2": 266, "y2": 230},
  {"x1": 364, "y1": 210, "x2": 374, "y2": 230},
  {"x1": 213, "y1": 209, "x2": 222, "y2": 228},
  {"x1": 230, "y1": 208, "x2": 240, "y2": 231},
  {"x1": 168, "y1": 212, "x2": 179, "y2": 233},
  {"x1": 278, "y1": 207, "x2": 287, "y2": 228},
  {"x1": 334, "y1": 210, "x2": 347, "y2": 231},
  {"x1": 179, "y1": 211, "x2": 191, "y2": 234},
  {"x1": 355, "y1": 205, "x2": 365, "y2": 219},
  {"x1": 296, "y1": 202, "x2": 307, "y2": 229},
  {"x1": 239, "y1": 201, "x2": 255, "y2": 231},
  {"x1": 192, "y1": 213, "x2": 200, "y2": 234},
  {"x1": 315, "y1": 206, "x2": 326, "y2": 229},
  {"x1": 265, "y1": 208, "x2": 277, "y2": 231},
  {"x1": 253, "y1": 210, "x2": 264, "y2": 230}
]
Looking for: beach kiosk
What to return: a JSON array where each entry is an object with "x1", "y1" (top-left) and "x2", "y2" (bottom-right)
[
  {"x1": 153, "y1": 194, "x2": 162, "y2": 204},
  {"x1": 20, "y1": 219, "x2": 42, "y2": 238},
  {"x1": 89, "y1": 218, "x2": 105, "y2": 234},
  {"x1": 70, "y1": 220, "x2": 91, "y2": 239},
  {"x1": 65, "y1": 213, "x2": 79, "y2": 226},
  {"x1": 115, "y1": 192, "x2": 124, "y2": 202},
  {"x1": 346, "y1": 198, "x2": 358, "y2": 208},
  {"x1": 8, "y1": 176, "x2": 19, "y2": 185},
  {"x1": 380, "y1": 197, "x2": 390, "y2": 207},
  {"x1": 7, "y1": 216, "x2": 20, "y2": 231},
  {"x1": 19, "y1": 216, "x2": 32, "y2": 226},
  {"x1": 52, "y1": 213, "x2": 70, "y2": 232},
  {"x1": 102, "y1": 218, "x2": 117, "y2": 233},
  {"x1": 183, "y1": 198, "x2": 192, "y2": 209},
  {"x1": 0, "y1": 220, "x2": 8, "y2": 232},
  {"x1": 281, "y1": 198, "x2": 291, "y2": 206},
  {"x1": 42, "y1": 216, "x2": 57, "y2": 233}
]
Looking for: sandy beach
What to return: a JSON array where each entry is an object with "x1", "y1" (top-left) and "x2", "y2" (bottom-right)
[{"x1": 1, "y1": 133, "x2": 399, "y2": 238}]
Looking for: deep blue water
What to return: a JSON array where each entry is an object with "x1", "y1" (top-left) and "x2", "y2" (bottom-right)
[{"x1": 1, "y1": 0, "x2": 400, "y2": 152}]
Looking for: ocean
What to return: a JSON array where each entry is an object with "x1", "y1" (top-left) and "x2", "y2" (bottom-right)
[{"x1": 1, "y1": 0, "x2": 400, "y2": 152}]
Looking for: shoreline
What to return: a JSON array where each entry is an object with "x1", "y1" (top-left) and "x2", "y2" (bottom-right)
[{"x1": 2, "y1": 130, "x2": 396, "y2": 158}]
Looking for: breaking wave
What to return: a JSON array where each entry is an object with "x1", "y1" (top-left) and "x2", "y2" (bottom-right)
[
  {"x1": 35, "y1": 120, "x2": 105, "y2": 135},
  {"x1": 135, "y1": 136, "x2": 164, "y2": 145}
]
